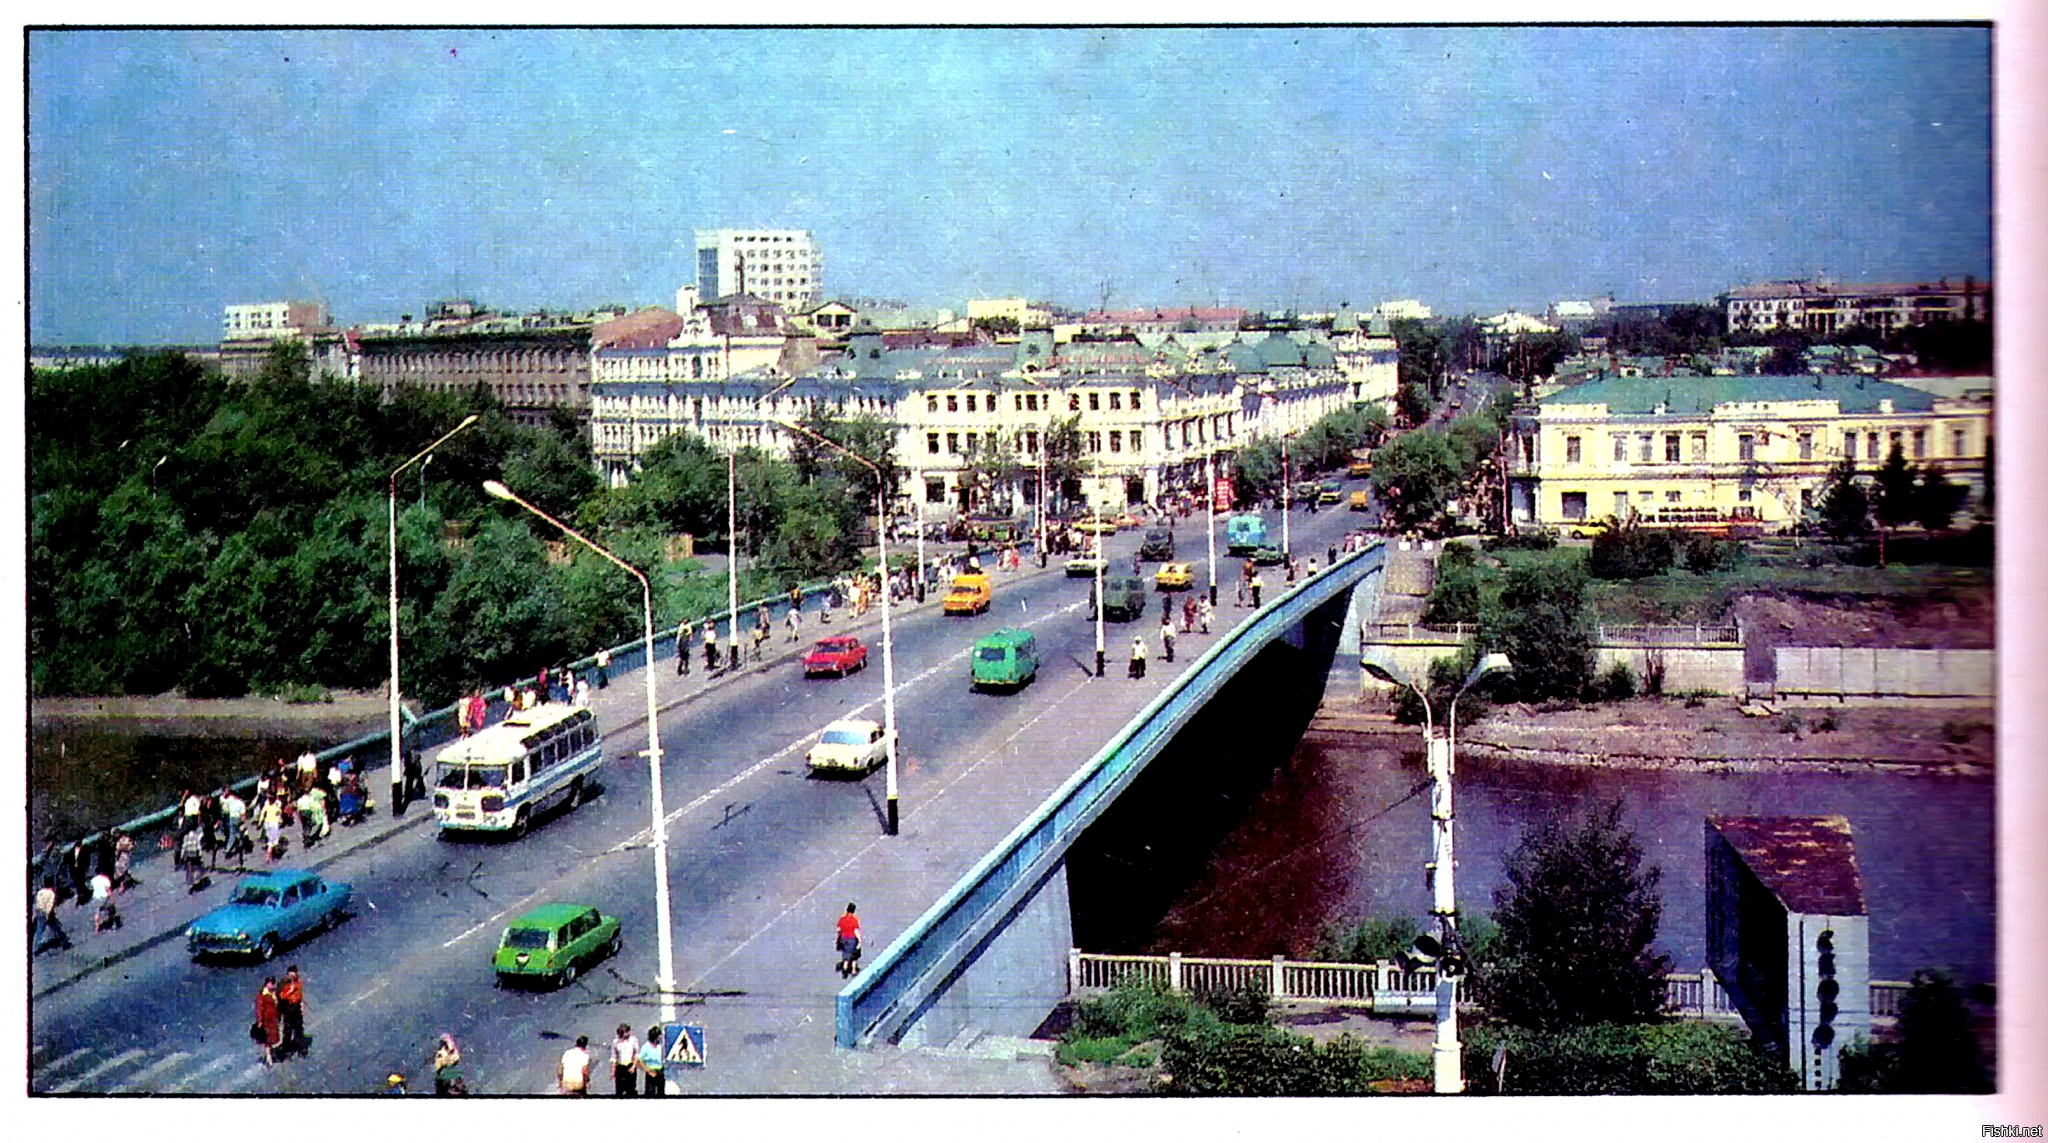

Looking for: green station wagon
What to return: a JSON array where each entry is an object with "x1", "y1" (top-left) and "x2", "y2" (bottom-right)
[
  {"x1": 971, "y1": 628, "x2": 1041, "y2": 691},
  {"x1": 493, "y1": 903, "x2": 621, "y2": 989}
]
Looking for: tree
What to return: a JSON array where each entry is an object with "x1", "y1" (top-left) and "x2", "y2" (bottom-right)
[
  {"x1": 1395, "y1": 379, "x2": 1431, "y2": 428},
  {"x1": 1370, "y1": 430, "x2": 1459, "y2": 531},
  {"x1": 1836, "y1": 969, "x2": 1991, "y2": 1093},
  {"x1": 1481, "y1": 554, "x2": 1595, "y2": 703},
  {"x1": 955, "y1": 435, "x2": 1020, "y2": 514},
  {"x1": 1814, "y1": 456, "x2": 1871, "y2": 540},
  {"x1": 1422, "y1": 542, "x2": 1483, "y2": 625},
  {"x1": 1912, "y1": 467, "x2": 1969, "y2": 531},
  {"x1": 1041, "y1": 414, "x2": 1088, "y2": 509},
  {"x1": 1481, "y1": 801, "x2": 1671, "y2": 1031}
]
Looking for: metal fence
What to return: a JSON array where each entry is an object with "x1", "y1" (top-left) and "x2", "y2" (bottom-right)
[{"x1": 836, "y1": 543, "x2": 1386, "y2": 1048}]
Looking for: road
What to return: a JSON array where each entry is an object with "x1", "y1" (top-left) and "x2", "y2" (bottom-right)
[{"x1": 30, "y1": 492, "x2": 1377, "y2": 1095}]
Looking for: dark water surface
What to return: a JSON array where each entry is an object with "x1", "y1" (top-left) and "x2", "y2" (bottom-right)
[
  {"x1": 1146, "y1": 732, "x2": 1996, "y2": 987},
  {"x1": 29, "y1": 727, "x2": 330, "y2": 844}
]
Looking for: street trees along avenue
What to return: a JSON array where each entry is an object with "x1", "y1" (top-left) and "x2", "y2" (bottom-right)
[{"x1": 30, "y1": 345, "x2": 878, "y2": 705}]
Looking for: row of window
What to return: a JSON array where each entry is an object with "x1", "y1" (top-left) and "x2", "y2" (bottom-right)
[
  {"x1": 922, "y1": 390, "x2": 1147, "y2": 415},
  {"x1": 1561, "y1": 424, "x2": 1960, "y2": 466}
]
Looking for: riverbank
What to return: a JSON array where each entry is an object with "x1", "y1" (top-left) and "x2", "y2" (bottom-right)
[
  {"x1": 33, "y1": 690, "x2": 392, "y2": 735},
  {"x1": 1310, "y1": 694, "x2": 1994, "y2": 775}
]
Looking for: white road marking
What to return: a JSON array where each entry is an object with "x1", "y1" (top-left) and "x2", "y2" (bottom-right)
[
  {"x1": 108, "y1": 1050, "x2": 193, "y2": 1093},
  {"x1": 48, "y1": 1047, "x2": 149, "y2": 1093},
  {"x1": 30, "y1": 1046, "x2": 91, "y2": 1083},
  {"x1": 441, "y1": 906, "x2": 513, "y2": 950},
  {"x1": 163, "y1": 1053, "x2": 241, "y2": 1093},
  {"x1": 349, "y1": 981, "x2": 388, "y2": 1006},
  {"x1": 222, "y1": 1062, "x2": 270, "y2": 1091}
]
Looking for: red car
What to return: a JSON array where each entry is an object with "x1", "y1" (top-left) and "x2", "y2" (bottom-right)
[{"x1": 803, "y1": 635, "x2": 869, "y2": 677}]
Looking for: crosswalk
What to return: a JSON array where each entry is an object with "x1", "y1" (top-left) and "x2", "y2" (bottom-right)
[{"x1": 33, "y1": 1041, "x2": 275, "y2": 1095}]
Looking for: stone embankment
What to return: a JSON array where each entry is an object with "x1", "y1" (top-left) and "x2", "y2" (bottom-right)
[{"x1": 1311, "y1": 695, "x2": 1993, "y2": 776}]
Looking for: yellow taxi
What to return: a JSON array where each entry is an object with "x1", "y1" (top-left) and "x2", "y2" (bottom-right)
[
  {"x1": 1349, "y1": 490, "x2": 1371, "y2": 512},
  {"x1": 1153, "y1": 562, "x2": 1194, "y2": 591}
]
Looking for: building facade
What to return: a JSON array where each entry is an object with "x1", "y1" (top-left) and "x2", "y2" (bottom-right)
[
  {"x1": 694, "y1": 228, "x2": 821, "y2": 308},
  {"x1": 220, "y1": 301, "x2": 340, "y2": 380},
  {"x1": 1722, "y1": 277, "x2": 1991, "y2": 337},
  {"x1": 353, "y1": 301, "x2": 602, "y2": 425},
  {"x1": 1507, "y1": 374, "x2": 1991, "y2": 532}
]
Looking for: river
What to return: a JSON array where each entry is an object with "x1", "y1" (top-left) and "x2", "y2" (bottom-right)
[{"x1": 1143, "y1": 729, "x2": 1997, "y2": 987}]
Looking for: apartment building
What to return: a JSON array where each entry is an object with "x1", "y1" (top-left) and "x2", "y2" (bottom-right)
[
  {"x1": 694, "y1": 228, "x2": 821, "y2": 308},
  {"x1": 353, "y1": 300, "x2": 604, "y2": 425},
  {"x1": 1722, "y1": 277, "x2": 1991, "y2": 337},
  {"x1": 1507, "y1": 374, "x2": 1991, "y2": 532}
]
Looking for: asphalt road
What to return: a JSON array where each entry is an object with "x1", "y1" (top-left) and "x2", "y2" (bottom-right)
[{"x1": 30, "y1": 494, "x2": 1376, "y2": 1096}]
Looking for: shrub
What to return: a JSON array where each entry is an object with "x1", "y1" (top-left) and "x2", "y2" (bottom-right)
[
  {"x1": 1463, "y1": 1023, "x2": 1796, "y2": 1095},
  {"x1": 1777, "y1": 712, "x2": 1804, "y2": 736},
  {"x1": 1314, "y1": 915, "x2": 1422, "y2": 964},
  {"x1": 1484, "y1": 530, "x2": 1556, "y2": 552},
  {"x1": 268, "y1": 682, "x2": 333, "y2": 704},
  {"x1": 1162, "y1": 1026, "x2": 1428, "y2": 1095},
  {"x1": 1589, "y1": 524, "x2": 1677, "y2": 580},
  {"x1": 1814, "y1": 711, "x2": 1839, "y2": 733},
  {"x1": 1423, "y1": 544, "x2": 1483, "y2": 625},
  {"x1": 1592, "y1": 662, "x2": 1637, "y2": 702},
  {"x1": 1192, "y1": 980, "x2": 1275, "y2": 1028},
  {"x1": 1058, "y1": 1035, "x2": 1139, "y2": 1067},
  {"x1": 1678, "y1": 533, "x2": 1743, "y2": 573},
  {"x1": 1070, "y1": 979, "x2": 1204, "y2": 1043}
]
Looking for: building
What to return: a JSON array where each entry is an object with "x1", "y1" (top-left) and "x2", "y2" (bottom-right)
[
  {"x1": 353, "y1": 300, "x2": 602, "y2": 426},
  {"x1": 219, "y1": 301, "x2": 341, "y2": 380},
  {"x1": 1721, "y1": 277, "x2": 1991, "y2": 337},
  {"x1": 694, "y1": 228, "x2": 821, "y2": 308},
  {"x1": 1372, "y1": 299, "x2": 1432, "y2": 322},
  {"x1": 1706, "y1": 815, "x2": 1870, "y2": 1091},
  {"x1": 966, "y1": 297, "x2": 1054, "y2": 330},
  {"x1": 1072, "y1": 306, "x2": 1245, "y2": 337},
  {"x1": 1507, "y1": 373, "x2": 1992, "y2": 531}
]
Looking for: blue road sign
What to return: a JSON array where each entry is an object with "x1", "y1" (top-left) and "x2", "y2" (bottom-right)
[{"x1": 662, "y1": 1022, "x2": 706, "y2": 1068}]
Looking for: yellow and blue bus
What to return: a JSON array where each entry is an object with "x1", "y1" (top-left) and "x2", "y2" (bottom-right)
[
  {"x1": 433, "y1": 703, "x2": 601, "y2": 837},
  {"x1": 1225, "y1": 513, "x2": 1268, "y2": 555}
]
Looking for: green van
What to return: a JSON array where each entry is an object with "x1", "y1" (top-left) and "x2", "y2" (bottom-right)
[
  {"x1": 970, "y1": 628, "x2": 1041, "y2": 691},
  {"x1": 492, "y1": 903, "x2": 621, "y2": 989},
  {"x1": 1089, "y1": 575, "x2": 1149, "y2": 622}
]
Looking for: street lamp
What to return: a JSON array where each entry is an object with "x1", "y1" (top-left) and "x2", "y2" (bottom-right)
[
  {"x1": 1360, "y1": 650, "x2": 1511, "y2": 1095},
  {"x1": 387, "y1": 414, "x2": 478, "y2": 819},
  {"x1": 1280, "y1": 433, "x2": 1293, "y2": 560},
  {"x1": 777, "y1": 420, "x2": 903, "y2": 836},
  {"x1": 726, "y1": 450, "x2": 741, "y2": 672},
  {"x1": 483, "y1": 478, "x2": 679, "y2": 1027}
]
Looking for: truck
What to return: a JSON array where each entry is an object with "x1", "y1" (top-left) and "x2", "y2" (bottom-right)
[
  {"x1": 941, "y1": 572, "x2": 992, "y2": 616},
  {"x1": 1225, "y1": 513, "x2": 1268, "y2": 555},
  {"x1": 1137, "y1": 526, "x2": 1175, "y2": 561}
]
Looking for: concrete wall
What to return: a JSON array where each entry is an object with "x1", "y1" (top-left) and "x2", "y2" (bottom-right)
[
  {"x1": 896, "y1": 861, "x2": 1074, "y2": 1048},
  {"x1": 1596, "y1": 644, "x2": 1746, "y2": 695},
  {"x1": 1775, "y1": 647, "x2": 1994, "y2": 700}
]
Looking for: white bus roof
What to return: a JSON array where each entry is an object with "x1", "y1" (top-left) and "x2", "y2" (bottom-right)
[{"x1": 435, "y1": 702, "x2": 592, "y2": 764}]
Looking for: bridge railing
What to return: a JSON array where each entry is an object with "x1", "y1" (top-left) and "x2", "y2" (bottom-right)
[{"x1": 836, "y1": 542, "x2": 1387, "y2": 1047}]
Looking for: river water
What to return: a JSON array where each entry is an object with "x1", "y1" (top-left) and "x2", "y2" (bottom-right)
[
  {"x1": 30, "y1": 727, "x2": 331, "y2": 844},
  {"x1": 1144, "y1": 730, "x2": 1997, "y2": 987}
]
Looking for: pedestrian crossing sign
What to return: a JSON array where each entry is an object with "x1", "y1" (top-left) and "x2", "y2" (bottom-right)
[{"x1": 662, "y1": 1023, "x2": 705, "y2": 1068}]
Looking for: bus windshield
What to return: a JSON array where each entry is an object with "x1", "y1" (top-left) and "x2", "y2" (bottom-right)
[{"x1": 438, "y1": 764, "x2": 507, "y2": 790}]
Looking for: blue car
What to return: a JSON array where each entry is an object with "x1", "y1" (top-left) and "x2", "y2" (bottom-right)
[{"x1": 187, "y1": 869, "x2": 353, "y2": 962}]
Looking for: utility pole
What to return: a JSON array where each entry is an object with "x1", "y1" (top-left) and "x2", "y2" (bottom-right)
[{"x1": 727, "y1": 450, "x2": 740, "y2": 670}]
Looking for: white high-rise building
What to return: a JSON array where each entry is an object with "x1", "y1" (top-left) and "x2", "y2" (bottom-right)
[{"x1": 695, "y1": 228, "x2": 821, "y2": 308}]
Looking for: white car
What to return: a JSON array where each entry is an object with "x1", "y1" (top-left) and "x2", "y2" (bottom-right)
[
  {"x1": 806, "y1": 718, "x2": 892, "y2": 776},
  {"x1": 1065, "y1": 555, "x2": 1108, "y2": 578}
]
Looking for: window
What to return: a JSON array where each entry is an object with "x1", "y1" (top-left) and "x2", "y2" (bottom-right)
[
  {"x1": 1798, "y1": 432, "x2": 1813, "y2": 461},
  {"x1": 1739, "y1": 489, "x2": 1753, "y2": 503},
  {"x1": 1109, "y1": 392, "x2": 1122, "y2": 411},
  {"x1": 927, "y1": 433, "x2": 940, "y2": 455},
  {"x1": 1889, "y1": 431, "x2": 1903, "y2": 458},
  {"x1": 1691, "y1": 434, "x2": 1707, "y2": 462},
  {"x1": 966, "y1": 395, "x2": 977, "y2": 413},
  {"x1": 1666, "y1": 490, "x2": 1682, "y2": 503},
  {"x1": 1613, "y1": 491, "x2": 1629, "y2": 518},
  {"x1": 1561, "y1": 492, "x2": 1588, "y2": 520},
  {"x1": 1088, "y1": 431, "x2": 1102, "y2": 453},
  {"x1": 1565, "y1": 435, "x2": 1582, "y2": 464},
  {"x1": 1843, "y1": 431, "x2": 1857, "y2": 458},
  {"x1": 946, "y1": 394, "x2": 958, "y2": 412},
  {"x1": 1867, "y1": 434, "x2": 1879, "y2": 461},
  {"x1": 965, "y1": 432, "x2": 978, "y2": 452},
  {"x1": 1952, "y1": 427, "x2": 1967, "y2": 457},
  {"x1": 1089, "y1": 392, "x2": 1100, "y2": 411},
  {"x1": 1014, "y1": 395, "x2": 1025, "y2": 411},
  {"x1": 1738, "y1": 434, "x2": 1755, "y2": 462},
  {"x1": 1665, "y1": 434, "x2": 1681, "y2": 462},
  {"x1": 1911, "y1": 428, "x2": 1926, "y2": 459},
  {"x1": 1639, "y1": 435, "x2": 1653, "y2": 462},
  {"x1": 1614, "y1": 435, "x2": 1628, "y2": 463},
  {"x1": 1069, "y1": 394, "x2": 1080, "y2": 411},
  {"x1": 1110, "y1": 430, "x2": 1123, "y2": 452},
  {"x1": 1025, "y1": 430, "x2": 1039, "y2": 452},
  {"x1": 946, "y1": 433, "x2": 959, "y2": 454},
  {"x1": 925, "y1": 478, "x2": 945, "y2": 503},
  {"x1": 1130, "y1": 392, "x2": 1142, "y2": 410}
]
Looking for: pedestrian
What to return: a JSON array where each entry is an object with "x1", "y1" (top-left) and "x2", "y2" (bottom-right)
[
  {"x1": 470, "y1": 688, "x2": 489, "y2": 731},
  {"x1": 1251, "y1": 570, "x2": 1264, "y2": 608},
  {"x1": 112, "y1": 830, "x2": 136, "y2": 890},
  {"x1": 200, "y1": 793, "x2": 224, "y2": 868},
  {"x1": 595, "y1": 648, "x2": 611, "y2": 690},
  {"x1": 253, "y1": 977, "x2": 282, "y2": 1066},
  {"x1": 1183, "y1": 594, "x2": 1197, "y2": 634},
  {"x1": 1160, "y1": 617, "x2": 1176, "y2": 664},
  {"x1": 573, "y1": 675, "x2": 591, "y2": 708},
  {"x1": 64, "y1": 840, "x2": 89, "y2": 908},
  {"x1": 519, "y1": 686, "x2": 538, "y2": 711},
  {"x1": 703, "y1": 621, "x2": 719, "y2": 672},
  {"x1": 262, "y1": 796, "x2": 285, "y2": 860},
  {"x1": 786, "y1": 600, "x2": 802, "y2": 641},
  {"x1": 557, "y1": 1034, "x2": 592, "y2": 1096},
  {"x1": 610, "y1": 1023, "x2": 639, "y2": 1095},
  {"x1": 1129, "y1": 633, "x2": 1148, "y2": 679},
  {"x1": 385, "y1": 1074, "x2": 409, "y2": 1096},
  {"x1": 1235, "y1": 572, "x2": 1246, "y2": 608},
  {"x1": 180, "y1": 827, "x2": 205, "y2": 889},
  {"x1": 455, "y1": 690, "x2": 473, "y2": 737},
  {"x1": 296, "y1": 788, "x2": 324, "y2": 850},
  {"x1": 92, "y1": 830, "x2": 116, "y2": 884},
  {"x1": 1307, "y1": 556, "x2": 1319, "y2": 577},
  {"x1": 278, "y1": 965, "x2": 306, "y2": 1057},
  {"x1": 835, "y1": 903, "x2": 863, "y2": 979},
  {"x1": 296, "y1": 750, "x2": 319, "y2": 787},
  {"x1": 432, "y1": 1033, "x2": 465, "y2": 1095},
  {"x1": 1199, "y1": 596, "x2": 1213, "y2": 635},
  {"x1": 637, "y1": 1023, "x2": 666, "y2": 1096},
  {"x1": 90, "y1": 869, "x2": 120, "y2": 932},
  {"x1": 32, "y1": 881, "x2": 71, "y2": 953},
  {"x1": 177, "y1": 788, "x2": 201, "y2": 838},
  {"x1": 404, "y1": 742, "x2": 427, "y2": 806},
  {"x1": 819, "y1": 589, "x2": 833, "y2": 625},
  {"x1": 1286, "y1": 557, "x2": 1298, "y2": 585},
  {"x1": 676, "y1": 621, "x2": 692, "y2": 675},
  {"x1": 220, "y1": 792, "x2": 248, "y2": 865}
]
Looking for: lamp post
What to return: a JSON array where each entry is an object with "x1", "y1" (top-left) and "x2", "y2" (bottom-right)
[
  {"x1": 1093, "y1": 457, "x2": 1106, "y2": 678},
  {"x1": 387, "y1": 414, "x2": 478, "y2": 819},
  {"x1": 913, "y1": 467, "x2": 927, "y2": 603},
  {"x1": 483, "y1": 479, "x2": 679, "y2": 1026},
  {"x1": 1280, "y1": 433, "x2": 1293, "y2": 560},
  {"x1": 419, "y1": 452, "x2": 433, "y2": 510},
  {"x1": 1361, "y1": 651, "x2": 1511, "y2": 1095},
  {"x1": 779, "y1": 420, "x2": 902, "y2": 835},
  {"x1": 726, "y1": 450, "x2": 741, "y2": 671}
]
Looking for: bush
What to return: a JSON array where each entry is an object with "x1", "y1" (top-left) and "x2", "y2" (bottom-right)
[
  {"x1": 1592, "y1": 662, "x2": 1637, "y2": 702},
  {"x1": 268, "y1": 682, "x2": 332, "y2": 704},
  {"x1": 1463, "y1": 1023, "x2": 1797, "y2": 1095},
  {"x1": 1423, "y1": 543, "x2": 1483, "y2": 625},
  {"x1": 1678, "y1": 533, "x2": 1743, "y2": 573},
  {"x1": 1314, "y1": 915, "x2": 1422, "y2": 964},
  {"x1": 1192, "y1": 980, "x2": 1274, "y2": 1028},
  {"x1": 1589, "y1": 525, "x2": 1677, "y2": 580},
  {"x1": 1163, "y1": 1025, "x2": 1428, "y2": 1095},
  {"x1": 1484, "y1": 530, "x2": 1556, "y2": 552},
  {"x1": 1069, "y1": 979, "x2": 1205, "y2": 1044}
]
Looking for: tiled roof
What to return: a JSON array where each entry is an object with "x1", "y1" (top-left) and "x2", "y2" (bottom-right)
[
  {"x1": 1543, "y1": 373, "x2": 1940, "y2": 415},
  {"x1": 1709, "y1": 815, "x2": 1866, "y2": 916}
]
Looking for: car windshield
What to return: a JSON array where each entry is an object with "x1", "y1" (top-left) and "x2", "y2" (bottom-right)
[
  {"x1": 438, "y1": 764, "x2": 506, "y2": 790},
  {"x1": 231, "y1": 886, "x2": 280, "y2": 908},
  {"x1": 978, "y1": 647, "x2": 1009, "y2": 662},
  {"x1": 821, "y1": 728, "x2": 868, "y2": 745},
  {"x1": 502, "y1": 927, "x2": 551, "y2": 949}
]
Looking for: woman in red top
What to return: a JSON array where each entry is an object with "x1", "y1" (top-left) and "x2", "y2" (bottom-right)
[
  {"x1": 835, "y1": 903, "x2": 862, "y2": 979},
  {"x1": 253, "y1": 977, "x2": 282, "y2": 1067}
]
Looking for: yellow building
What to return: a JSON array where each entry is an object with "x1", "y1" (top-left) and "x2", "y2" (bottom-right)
[{"x1": 1508, "y1": 374, "x2": 1990, "y2": 532}]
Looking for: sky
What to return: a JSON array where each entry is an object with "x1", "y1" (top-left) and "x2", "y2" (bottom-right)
[{"x1": 27, "y1": 26, "x2": 1993, "y2": 345}]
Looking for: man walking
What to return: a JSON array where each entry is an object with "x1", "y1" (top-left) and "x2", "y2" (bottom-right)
[
  {"x1": 1129, "y1": 633, "x2": 1148, "y2": 679},
  {"x1": 278, "y1": 965, "x2": 306, "y2": 1057},
  {"x1": 703, "y1": 621, "x2": 719, "y2": 672},
  {"x1": 221, "y1": 788, "x2": 249, "y2": 865},
  {"x1": 610, "y1": 1024, "x2": 639, "y2": 1096},
  {"x1": 1159, "y1": 616, "x2": 1176, "y2": 664},
  {"x1": 594, "y1": 648, "x2": 610, "y2": 689},
  {"x1": 557, "y1": 1034, "x2": 592, "y2": 1096},
  {"x1": 676, "y1": 621, "x2": 692, "y2": 676},
  {"x1": 32, "y1": 881, "x2": 71, "y2": 953},
  {"x1": 1250, "y1": 569, "x2": 1264, "y2": 608}
]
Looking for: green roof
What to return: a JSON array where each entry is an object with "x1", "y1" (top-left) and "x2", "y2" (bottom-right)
[
  {"x1": 507, "y1": 903, "x2": 596, "y2": 930},
  {"x1": 1545, "y1": 374, "x2": 1940, "y2": 415},
  {"x1": 1257, "y1": 334, "x2": 1306, "y2": 368},
  {"x1": 974, "y1": 627, "x2": 1035, "y2": 649}
]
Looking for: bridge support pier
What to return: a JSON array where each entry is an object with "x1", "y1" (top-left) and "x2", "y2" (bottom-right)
[{"x1": 895, "y1": 860, "x2": 1075, "y2": 1049}]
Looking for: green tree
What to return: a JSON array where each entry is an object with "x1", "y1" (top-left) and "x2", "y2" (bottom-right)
[
  {"x1": 1481, "y1": 801, "x2": 1671, "y2": 1031},
  {"x1": 1041, "y1": 414, "x2": 1087, "y2": 508},
  {"x1": 1423, "y1": 542, "x2": 1483, "y2": 625},
  {"x1": 1814, "y1": 456, "x2": 1871, "y2": 540},
  {"x1": 956, "y1": 435, "x2": 1020, "y2": 514},
  {"x1": 1480, "y1": 554, "x2": 1595, "y2": 702},
  {"x1": 1371, "y1": 430, "x2": 1459, "y2": 531},
  {"x1": 1836, "y1": 969, "x2": 1991, "y2": 1093},
  {"x1": 1912, "y1": 468, "x2": 1969, "y2": 531},
  {"x1": 1395, "y1": 379, "x2": 1431, "y2": 428}
]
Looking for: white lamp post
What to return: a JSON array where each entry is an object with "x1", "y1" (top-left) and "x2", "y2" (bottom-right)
[
  {"x1": 1362, "y1": 651, "x2": 1511, "y2": 1094},
  {"x1": 483, "y1": 479, "x2": 678, "y2": 1025},
  {"x1": 387, "y1": 414, "x2": 477, "y2": 818},
  {"x1": 727, "y1": 450, "x2": 741, "y2": 671},
  {"x1": 779, "y1": 421, "x2": 902, "y2": 835}
]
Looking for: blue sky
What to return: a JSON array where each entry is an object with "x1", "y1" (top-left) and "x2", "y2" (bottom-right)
[{"x1": 29, "y1": 26, "x2": 1992, "y2": 344}]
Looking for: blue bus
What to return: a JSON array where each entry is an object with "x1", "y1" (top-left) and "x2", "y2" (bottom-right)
[{"x1": 1225, "y1": 513, "x2": 1268, "y2": 555}]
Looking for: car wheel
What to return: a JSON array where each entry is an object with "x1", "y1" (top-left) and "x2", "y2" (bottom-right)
[
  {"x1": 256, "y1": 934, "x2": 278, "y2": 962},
  {"x1": 557, "y1": 961, "x2": 578, "y2": 988},
  {"x1": 512, "y1": 808, "x2": 531, "y2": 839},
  {"x1": 569, "y1": 778, "x2": 586, "y2": 807},
  {"x1": 606, "y1": 933, "x2": 622, "y2": 959},
  {"x1": 323, "y1": 908, "x2": 341, "y2": 933}
]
